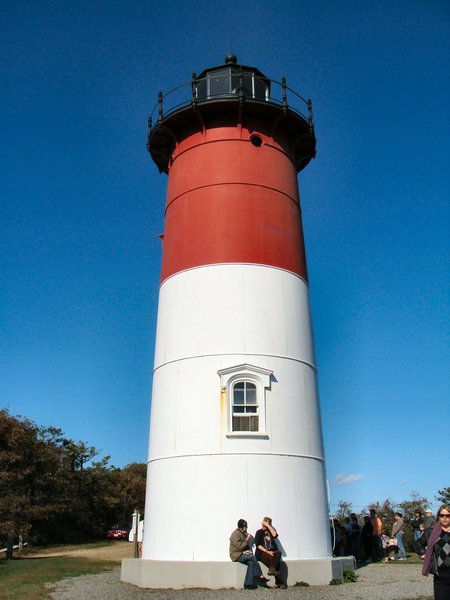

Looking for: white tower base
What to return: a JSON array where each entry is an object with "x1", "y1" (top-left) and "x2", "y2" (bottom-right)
[{"x1": 121, "y1": 556, "x2": 355, "y2": 589}]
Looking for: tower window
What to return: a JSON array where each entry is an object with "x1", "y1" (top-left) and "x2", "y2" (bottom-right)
[
  {"x1": 217, "y1": 364, "x2": 272, "y2": 438},
  {"x1": 232, "y1": 381, "x2": 258, "y2": 432}
]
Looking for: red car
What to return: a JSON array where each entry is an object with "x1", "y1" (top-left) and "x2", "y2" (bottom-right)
[{"x1": 106, "y1": 523, "x2": 131, "y2": 540}]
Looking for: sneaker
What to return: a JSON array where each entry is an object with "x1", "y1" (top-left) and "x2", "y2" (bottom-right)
[{"x1": 399, "y1": 557, "x2": 407, "y2": 560}]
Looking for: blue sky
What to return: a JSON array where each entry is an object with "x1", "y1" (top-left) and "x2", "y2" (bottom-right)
[{"x1": 1, "y1": 0, "x2": 449, "y2": 515}]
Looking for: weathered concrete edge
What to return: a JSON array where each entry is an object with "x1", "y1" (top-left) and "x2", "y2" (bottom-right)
[{"x1": 121, "y1": 557, "x2": 355, "y2": 589}]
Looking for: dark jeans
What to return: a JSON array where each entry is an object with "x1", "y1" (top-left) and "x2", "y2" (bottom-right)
[
  {"x1": 350, "y1": 538, "x2": 359, "y2": 560},
  {"x1": 362, "y1": 536, "x2": 372, "y2": 560},
  {"x1": 237, "y1": 553, "x2": 262, "y2": 587},
  {"x1": 434, "y1": 575, "x2": 450, "y2": 600},
  {"x1": 258, "y1": 550, "x2": 286, "y2": 586},
  {"x1": 371, "y1": 535, "x2": 383, "y2": 561}
]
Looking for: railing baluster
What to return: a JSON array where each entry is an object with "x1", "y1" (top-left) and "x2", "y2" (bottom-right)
[
  {"x1": 281, "y1": 78, "x2": 287, "y2": 107},
  {"x1": 158, "y1": 91, "x2": 163, "y2": 122},
  {"x1": 239, "y1": 67, "x2": 244, "y2": 101},
  {"x1": 191, "y1": 73, "x2": 197, "y2": 107},
  {"x1": 307, "y1": 99, "x2": 313, "y2": 129}
]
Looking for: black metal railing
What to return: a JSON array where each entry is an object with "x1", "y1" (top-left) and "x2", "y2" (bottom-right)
[{"x1": 148, "y1": 70, "x2": 314, "y2": 133}]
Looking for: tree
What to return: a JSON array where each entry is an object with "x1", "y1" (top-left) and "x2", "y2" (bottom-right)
[
  {"x1": 0, "y1": 410, "x2": 62, "y2": 543},
  {"x1": 398, "y1": 491, "x2": 430, "y2": 523},
  {"x1": 335, "y1": 500, "x2": 352, "y2": 521},
  {"x1": 0, "y1": 410, "x2": 147, "y2": 545},
  {"x1": 115, "y1": 462, "x2": 147, "y2": 522},
  {"x1": 436, "y1": 487, "x2": 450, "y2": 504}
]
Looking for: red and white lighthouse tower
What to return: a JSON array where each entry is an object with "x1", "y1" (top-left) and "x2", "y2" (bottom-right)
[{"x1": 122, "y1": 55, "x2": 340, "y2": 589}]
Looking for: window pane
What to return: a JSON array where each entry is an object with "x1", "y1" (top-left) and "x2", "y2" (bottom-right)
[
  {"x1": 242, "y1": 74, "x2": 253, "y2": 98},
  {"x1": 232, "y1": 415, "x2": 259, "y2": 432},
  {"x1": 233, "y1": 416, "x2": 250, "y2": 431},
  {"x1": 245, "y1": 384, "x2": 257, "y2": 404},
  {"x1": 196, "y1": 78, "x2": 207, "y2": 100},
  {"x1": 233, "y1": 406, "x2": 244, "y2": 413},
  {"x1": 254, "y1": 77, "x2": 267, "y2": 100},
  {"x1": 209, "y1": 69, "x2": 230, "y2": 96},
  {"x1": 234, "y1": 388, "x2": 244, "y2": 405},
  {"x1": 245, "y1": 405, "x2": 257, "y2": 413},
  {"x1": 249, "y1": 416, "x2": 259, "y2": 431}
]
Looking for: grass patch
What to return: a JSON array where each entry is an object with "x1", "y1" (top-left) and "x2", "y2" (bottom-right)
[
  {"x1": 294, "y1": 580, "x2": 310, "y2": 586},
  {"x1": 0, "y1": 556, "x2": 117, "y2": 600}
]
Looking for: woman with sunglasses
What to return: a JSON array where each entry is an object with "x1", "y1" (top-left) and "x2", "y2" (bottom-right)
[{"x1": 416, "y1": 504, "x2": 450, "y2": 600}]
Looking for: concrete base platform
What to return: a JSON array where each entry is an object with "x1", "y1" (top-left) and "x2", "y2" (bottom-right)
[{"x1": 121, "y1": 556, "x2": 355, "y2": 589}]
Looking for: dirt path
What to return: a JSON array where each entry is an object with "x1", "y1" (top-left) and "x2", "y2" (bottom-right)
[{"x1": 31, "y1": 541, "x2": 134, "y2": 561}]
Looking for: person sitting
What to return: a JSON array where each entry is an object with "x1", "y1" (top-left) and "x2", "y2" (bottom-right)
[
  {"x1": 254, "y1": 517, "x2": 287, "y2": 589},
  {"x1": 229, "y1": 519, "x2": 269, "y2": 589},
  {"x1": 381, "y1": 532, "x2": 398, "y2": 562}
]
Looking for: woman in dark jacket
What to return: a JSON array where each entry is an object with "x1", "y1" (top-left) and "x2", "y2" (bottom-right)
[{"x1": 416, "y1": 504, "x2": 450, "y2": 600}]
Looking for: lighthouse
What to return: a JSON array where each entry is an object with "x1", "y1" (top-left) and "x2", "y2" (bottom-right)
[{"x1": 122, "y1": 55, "x2": 345, "y2": 589}]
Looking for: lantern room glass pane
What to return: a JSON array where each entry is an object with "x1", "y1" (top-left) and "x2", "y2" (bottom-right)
[
  {"x1": 196, "y1": 78, "x2": 207, "y2": 100},
  {"x1": 254, "y1": 77, "x2": 267, "y2": 100},
  {"x1": 242, "y1": 74, "x2": 253, "y2": 97},
  {"x1": 209, "y1": 69, "x2": 230, "y2": 96}
]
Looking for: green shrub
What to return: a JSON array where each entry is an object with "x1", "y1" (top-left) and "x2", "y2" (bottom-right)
[
  {"x1": 330, "y1": 578, "x2": 343, "y2": 585},
  {"x1": 343, "y1": 569, "x2": 358, "y2": 582},
  {"x1": 294, "y1": 581, "x2": 310, "y2": 586}
]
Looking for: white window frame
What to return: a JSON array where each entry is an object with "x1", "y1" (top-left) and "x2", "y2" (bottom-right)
[{"x1": 217, "y1": 364, "x2": 272, "y2": 438}]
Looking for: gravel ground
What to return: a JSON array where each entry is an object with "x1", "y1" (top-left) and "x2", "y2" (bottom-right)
[{"x1": 49, "y1": 563, "x2": 433, "y2": 600}]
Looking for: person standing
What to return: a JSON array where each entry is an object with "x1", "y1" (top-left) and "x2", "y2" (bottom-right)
[
  {"x1": 229, "y1": 519, "x2": 268, "y2": 590},
  {"x1": 424, "y1": 509, "x2": 437, "y2": 531},
  {"x1": 343, "y1": 517, "x2": 353, "y2": 555},
  {"x1": 361, "y1": 515, "x2": 373, "y2": 562},
  {"x1": 349, "y1": 513, "x2": 361, "y2": 560},
  {"x1": 392, "y1": 512, "x2": 407, "y2": 560},
  {"x1": 370, "y1": 509, "x2": 383, "y2": 562},
  {"x1": 254, "y1": 517, "x2": 287, "y2": 589},
  {"x1": 411, "y1": 511, "x2": 424, "y2": 541},
  {"x1": 416, "y1": 505, "x2": 450, "y2": 600}
]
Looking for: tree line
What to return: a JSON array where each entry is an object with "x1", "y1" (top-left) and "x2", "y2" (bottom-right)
[
  {"x1": 2, "y1": 408, "x2": 448, "y2": 551},
  {"x1": 0, "y1": 409, "x2": 146, "y2": 547}
]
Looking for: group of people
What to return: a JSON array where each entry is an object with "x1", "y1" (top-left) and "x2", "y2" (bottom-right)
[
  {"x1": 331, "y1": 505, "x2": 450, "y2": 600},
  {"x1": 331, "y1": 508, "x2": 393, "y2": 562},
  {"x1": 332, "y1": 508, "x2": 436, "y2": 564},
  {"x1": 229, "y1": 517, "x2": 287, "y2": 590}
]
